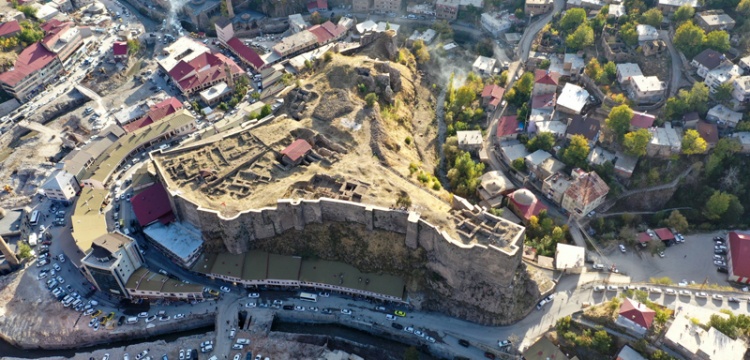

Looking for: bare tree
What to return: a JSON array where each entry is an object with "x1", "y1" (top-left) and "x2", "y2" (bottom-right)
[{"x1": 720, "y1": 166, "x2": 740, "y2": 191}]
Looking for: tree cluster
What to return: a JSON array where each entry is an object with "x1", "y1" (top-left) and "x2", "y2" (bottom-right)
[
  {"x1": 663, "y1": 82, "x2": 709, "y2": 119},
  {"x1": 559, "y1": 8, "x2": 595, "y2": 50},
  {"x1": 708, "y1": 311, "x2": 750, "y2": 339},
  {"x1": 504, "y1": 72, "x2": 533, "y2": 107},
  {"x1": 410, "y1": 39, "x2": 430, "y2": 64},
  {"x1": 585, "y1": 58, "x2": 617, "y2": 86},
  {"x1": 674, "y1": 21, "x2": 730, "y2": 58},
  {"x1": 560, "y1": 135, "x2": 590, "y2": 169},
  {"x1": 525, "y1": 210, "x2": 568, "y2": 257},
  {"x1": 446, "y1": 152, "x2": 485, "y2": 197},
  {"x1": 445, "y1": 73, "x2": 485, "y2": 135}
]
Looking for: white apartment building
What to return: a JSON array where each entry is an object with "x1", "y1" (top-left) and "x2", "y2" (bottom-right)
[
  {"x1": 628, "y1": 75, "x2": 666, "y2": 103},
  {"x1": 705, "y1": 64, "x2": 741, "y2": 93},
  {"x1": 481, "y1": 13, "x2": 512, "y2": 37},
  {"x1": 732, "y1": 76, "x2": 750, "y2": 103},
  {"x1": 42, "y1": 169, "x2": 81, "y2": 203}
]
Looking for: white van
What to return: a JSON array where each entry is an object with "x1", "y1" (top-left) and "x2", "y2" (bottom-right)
[
  {"x1": 71, "y1": 299, "x2": 82, "y2": 308},
  {"x1": 127, "y1": 317, "x2": 138, "y2": 324},
  {"x1": 236, "y1": 339, "x2": 250, "y2": 345}
]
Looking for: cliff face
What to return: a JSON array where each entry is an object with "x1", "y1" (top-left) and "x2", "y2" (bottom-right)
[{"x1": 172, "y1": 196, "x2": 537, "y2": 325}]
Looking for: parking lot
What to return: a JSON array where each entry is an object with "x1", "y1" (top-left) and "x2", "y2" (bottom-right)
[{"x1": 601, "y1": 230, "x2": 730, "y2": 286}]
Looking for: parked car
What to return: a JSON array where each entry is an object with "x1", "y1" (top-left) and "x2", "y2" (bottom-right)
[
  {"x1": 717, "y1": 266, "x2": 729, "y2": 273},
  {"x1": 391, "y1": 323, "x2": 403, "y2": 330},
  {"x1": 593, "y1": 285, "x2": 605, "y2": 292},
  {"x1": 498, "y1": 340, "x2": 511, "y2": 348},
  {"x1": 341, "y1": 309, "x2": 352, "y2": 315},
  {"x1": 458, "y1": 339, "x2": 470, "y2": 347},
  {"x1": 619, "y1": 244, "x2": 626, "y2": 253},
  {"x1": 606, "y1": 285, "x2": 618, "y2": 291},
  {"x1": 386, "y1": 314, "x2": 397, "y2": 320},
  {"x1": 591, "y1": 263, "x2": 604, "y2": 270}
]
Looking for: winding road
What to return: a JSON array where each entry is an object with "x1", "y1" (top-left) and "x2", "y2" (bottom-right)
[{"x1": 659, "y1": 29, "x2": 685, "y2": 97}]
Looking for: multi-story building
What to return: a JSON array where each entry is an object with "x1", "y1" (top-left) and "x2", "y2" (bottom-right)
[
  {"x1": 0, "y1": 43, "x2": 63, "y2": 102},
  {"x1": 691, "y1": 49, "x2": 728, "y2": 79},
  {"x1": 472, "y1": 55, "x2": 496, "y2": 76},
  {"x1": 214, "y1": 17, "x2": 234, "y2": 45},
  {"x1": 126, "y1": 267, "x2": 205, "y2": 301},
  {"x1": 373, "y1": 0, "x2": 402, "y2": 13},
  {"x1": 657, "y1": 0, "x2": 699, "y2": 14},
  {"x1": 481, "y1": 13, "x2": 512, "y2": 37},
  {"x1": 706, "y1": 104, "x2": 743, "y2": 128},
  {"x1": 525, "y1": 0, "x2": 554, "y2": 15},
  {"x1": 353, "y1": 0, "x2": 372, "y2": 12},
  {"x1": 42, "y1": 169, "x2": 81, "y2": 203},
  {"x1": 435, "y1": 0, "x2": 459, "y2": 20},
  {"x1": 272, "y1": 30, "x2": 318, "y2": 58},
  {"x1": 694, "y1": 10, "x2": 735, "y2": 32},
  {"x1": 732, "y1": 76, "x2": 750, "y2": 104},
  {"x1": 628, "y1": 75, "x2": 666, "y2": 103},
  {"x1": 40, "y1": 21, "x2": 84, "y2": 68},
  {"x1": 81, "y1": 232, "x2": 144, "y2": 298},
  {"x1": 561, "y1": 169, "x2": 609, "y2": 218},
  {"x1": 533, "y1": 70, "x2": 560, "y2": 96},
  {"x1": 704, "y1": 64, "x2": 741, "y2": 93},
  {"x1": 168, "y1": 51, "x2": 245, "y2": 96},
  {"x1": 647, "y1": 123, "x2": 682, "y2": 157}
]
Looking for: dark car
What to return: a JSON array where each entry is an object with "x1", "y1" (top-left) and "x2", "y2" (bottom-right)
[
  {"x1": 282, "y1": 305, "x2": 293, "y2": 310},
  {"x1": 717, "y1": 266, "x2": 728, "y2": 273},
  {"x1": 484, "y1": 353, "x2": 496, "y2": 360},
  {"x1": 191, "y1": 349, "x2": 198, "y2": 359},
  {"x1": 245, "y1": 352, "x2": 253, "y2": 360},
  {"x1": 391, "y1": 323, "x2": 403, "y2": 330},
  {"x1": 458, "y1": 339, "x2": 470, "y2": 347},
  {"x1": 118, "y1": 316, "x2": 125, "y2": 326}
]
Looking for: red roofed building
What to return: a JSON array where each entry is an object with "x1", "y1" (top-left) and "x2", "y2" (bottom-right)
[
  {"x1": 533, "y1": 69, "x2": 561, "y2": 96},
  {"x1": 728, "y1": 232, "x2": 750, "y2": 284},
  {"x1": 0, "y1": 20, "x2": 21, "y2": 38},
  {"x1": 507, "y1": 188, "x2": 548, "y2": 223},
  {"x1": 226, "y1": 37, "x2": 265, "y2": 71},
  {"x1": 0, "y1": 42, "x2": 63, "y2": 102},
  {"x1": 481, "y1": 84, "x2": 505, "y2": 111},
  {"x1": 654, "y1": 228, "x2": 674, "y2": 242},
  {"x1": 630, "y1": 111, "x2": 656, "y2": 129},
  {"x1": 531, "y1": 92, "x2": 556, "y2": 110},
  {"x1": 123, "y1": 97, "x2": 184, "y2": 133},
  {"x1": 496, "y1": 115, "x2": 519, "y2": 140},
  {"x1": 307, "y1": 0, "x2": 328, "y2": 13},
  {"x1": 167, "y1": 52, "x2": 244, "y2": 95},
  {"x1": 561, "y1": 169, "x2": 609, "y2": 218},
  {"x1": 40, "y1": 21, "x2": 83, "y2": 65},
  {"x1": 637, "y1": 232, "x2": 652, "y2": 245},
  {"x1": 308, "y1": 21, "x2": 346, "y2": 45},
  {"x1": 281, "y1": 139, "x2": 312, "y2": 166},
  {"x1": 131, "y1": 183, "x2": 175, "y2": 227},
  {"x1": 616, "y1": 298, "x2": 655, "y2": 335},
  {"x1": 113, "y1": 41, "x2": 128, "y2": 61}
]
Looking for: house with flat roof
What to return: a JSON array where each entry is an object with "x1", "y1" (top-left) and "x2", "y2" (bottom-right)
[
  {"x1": 288, "y1": 14, "x2": 308, "y2": 33},
  {"x1": 42, "y1": 169, "x2": 81, "y2": 203},
  {"x1": 705, "y1": 63, "x2": 741, "y2": 93},
  {"x1": 472, "y1": 55, "x2": 496, "y2": 76},
  {"x1": 706, "y1": 104, "x2": 742, "y2": 128},
  {"x1": 143, "y1": 221, "x2": 204, "y2": 267},
  {"x1": 636, "y1": 25, "x2": 659, "y2": 43},
  {"x1": 536, "y1": 157, "x2": 566, "y2": 180},
  {"x1": 524, "y1": 0, "x2": 554, "y2": 15},
  {"x1": 587, "y1": 146, "x2": 615, "y2": 167},
  {"x1": 457, "y1": 130, "x2": 483, "y2": 154},
  {"x1": 732, "y1": 76, "x2": 750, "y2": 103},
  {"x1": 481, "y1": 12, "x2": 512, "y2": 37},
  {"x1": 665, "y1": 304, "x2": 746, "y2": 360},
  {"x1": 561, "y1": 169, "x2": 609, "y2": 218},
  {"x1": 435, "y1": 0, "x2": 459, "y2": 20},
  {"x1": 740, "y1": 55, "x2": 750, "y2": 73},
  {"x1": 524, "y1": 149, "x2": 552, "y2": 175},
  {"x1": 523, "y1": 336, "x2": 569, "y2": 360},
  {"x1": 616, "y1": 63, "x2": 642, "y2": 85},
  {"x1": 695, "y1": 10, "x2": 735, "y2": 32},
  {"x1": 608, "y1": 4, "x2": 626, "y2": 17},
  {"x1": 542, "y1": 172, "x2": 573, "y2": 205},
  {"x1": 555, "y1": 243, "x2": 585, "y2": 272},
  {"x1": 658, "y1": 0, "x2": 699, "y2": 14},
  {"x1": 500, "y1": 142, "x2": 529, "y2": 165},
  {"x1": 126, "y1": 267, "x2": 205, "y2": 300},
  {"x1": 628, "y1": 75, "x2": 666, "y2": 103},
  {"x1": 647, "y1": 123, "x2": 681, "y2": 157},
  {"x1": 616, "y1": 345, "x2": 647, "y2": 360},
  {"x1": 556, "y1": 83, "x2": 589, "y2": 114},
  {"x1": 731, "y1": 132, "x2": 750, "y2": 153},
  {"x1": 614, "y1": 151, "x2": 638, "y2": 179}
]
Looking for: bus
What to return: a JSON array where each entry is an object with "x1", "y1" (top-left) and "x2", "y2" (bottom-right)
[
  {"x1": 29, "y1": 210, "x2": 40, "y2": 226},
  {"x1": 299, "y1": 292, "x2": 318, "y2": 302}
]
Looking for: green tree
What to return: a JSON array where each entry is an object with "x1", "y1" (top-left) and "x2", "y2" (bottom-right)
[
  {"x1": 17, "y1": 241, "x2": 31, "y2": 259},
  {"x1": 527, "y1": 132, "x2": 556, "y2": 152},
  {"x1": 506, "y1": 72, "x2": 534, "y2": 107},
  {"x1": 432, "y1": 20, "x2": 454, "y2": 40},
  {"x1": 706, "y1": 138, "x2": 741, "y2": 176},
  {"x1": 323, "y1": 51, "x2": 333, "y2": 62},
  {"x1": 651, "y1": 350, "x2": 675, "y2": 360},
  {"x1": 259, "y1": 104, "x2": 272, "y2": 118},
  {"x1": 605, "y1": 104, "x2": 634, "y2": 140},
  {"x1": 705, "y1": 30, "x2": 730, "y2": 53},
  {"x1": 517, "y1": 103, "x2": 529, "y2": 122},
  {"x1": 560, "y1": 8, "x2": 587, "y2": 32},
  {"x1": 16, "y1": 5, "x2": 36, "y2": 18},
  {"x1": 446, "y1": 152, "x2": 486, "y2": 197},
  {"x1": 640, "y1": 8, "x2": 663, "y2": 27},
  {"x1": 475, "y1": 38, "x2": 494, "y2": 57},
  {"x1": 601, "y1": 61, "x2": 617, "y2": 85},
  {"x1": 365, "y1": 93, "x2": 378, "y2": 107},
  {"x1": 714, "y1": 82, "x2": 734, "y2": 102},
  {"x1": 722, "y1": 196, "x2": 745, "y2": 225},
  {"x1": 539, "y1": 59, "x2": 551, "y2": 70},
  {"x1": 561, "y1": 135, "x2": 590, "y2": 169},
  {"x1": 403, "y1": 347, "x2": 419, "y2": 360},
  {"x1": 411, "y1": 39, "x2": 430, "y2": 64},
  {"x1": 673, "y1": 5, "x2": 695, "y2": 24},
  {"x1": 250, "y1": 91, "x2": 261, "y2": 100},
  {"x1": 566, "y1": 24, "x2": 595, "y2": 51},
  {"x1": 620, "y1": 22, "x2": 639, "y2": 46},
  {"x1": 664, "y1": 82, "x2": 709, "y2": 119},
  {"x1": 682, "y1": 129, "x2": 708, "y2": 155},
  {"x1": 665, "y1": 210, "x2": 689, "y2": 233},
  {"x1": 738, "y1": 0, "x2": 750, "y2": 16},
  {"x1": 443, "y1": 136, "x2": 460, "y2": 165},
  {"x1": 280, "y1": 73, "x2": 295, "y2": 86},
  {"x1": 622, "y1": 129, "x2": 652, "y2": 157},
  {"x1": 585, "y1": 58, "x2": 603, "y2": 80},
  {"x1": 17, "y1": 21, "x2": 43, "y2": 45},
  {"x1": 310, "y1": 11, "x2": 324, "y2": 25},
  {"x1": 674, "y1": 21, "x2": 706, "y2": 58},
  {"x1": 704, "y1": 191, "x2": 733, "y2": 220},
  {"x1": 127, "y1": 39, "x2": 141, "y2": 54},
  {"x1": 512, "y1": 158, "x2": 527, "y2": 171},
  {"x1": 592, "y1": 330, "x2": 612, "y2": 353}
]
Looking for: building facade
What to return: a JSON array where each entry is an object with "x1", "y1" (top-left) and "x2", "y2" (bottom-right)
[
  {"x1": 42, "y1": 169, "x2": 81, "y2": 202},
  {"x1": 560, "y1": 169, "x2": 609, "y2": 218},
  {"x1": 435, "y1": 0, "x2": 459, "y2": 20},
  {"x1": 373, "y1": 0, "x2": 402, "y2": 13},
  {"x1": 81, "y1": 232, "x2": 144, "y2": 298},
  {"x1": 525, "y1": 0, "x2": 554, "y2": 14}
]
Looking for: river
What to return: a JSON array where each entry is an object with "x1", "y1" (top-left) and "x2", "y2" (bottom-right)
[{"x1": 0, "y1": 324, "x2": 214, "y2": 359}]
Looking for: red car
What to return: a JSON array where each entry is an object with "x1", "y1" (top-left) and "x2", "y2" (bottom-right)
[{"x1": 484, "y1": 352, "x2": 496, "y2": 359}]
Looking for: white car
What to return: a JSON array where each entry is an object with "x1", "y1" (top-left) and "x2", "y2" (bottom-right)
[
  {"x1": 386, "y1": 314, "x2": 397, "y2": 320},
  {"x1": 665, "y1": 288, "x2": 676, "y2": 295},
  {"x1": 220, "y1": 286, "x2": 231, "y2": 293},
  {"x1": 245, "y1": 302, "x2": 256, "y2": 308},
  {"x1": 233, "y1": 354, "x2": 240, "y2": 360},
  {"x1": 619, "y1": 244, "x2": 626, "y2": 253},
  {"x1": 145, "y1": 315, "x2": 157, "y2": 323},
  {"x1": 58, "y1": 254, "x2": 66, "y2": 263},
  {"x1": 231, "y1": 344, "x2": 243, "y2": 350},
  {"x1": 591, "y1": 263, "x2": 605, "y2": 270},
  {"x1": 593, "y1": 285, "x2": 605, "y2": 292},
  {"x1": 606, "y1": 285, "x2": 618, "y2": 291},
  {"x1": 53, "y1": 263, "x2": 61, "y2": 271},
  {"x1": 248, "y1": 293, "x2": 260, "y2": 298},
  {"x1": 712, "y1": 294, "x2": 723, "y2": 300},
  {"x1": 138, "y1": 312, "x2": 149, "y2": 318},
  {"x1": 178, "y1": 350, "x2": 184, "y2": 360},
  {"x1": 414, "y1": 330, "x2": 424, "y2": 337},
  {"x1": 696, "y1": 292, "x2": 708, "y2": 298},
  {"x1": 650, "y1": 288, "x2": 663, "y2": 293},
  {"x1": 404, "y1": 326, "x2": 414, "y2": 333},
  {"x1": 174, "y1": 313, "x2": 185, "y2": 319},
  {"x1": 341, "y1": 309, "x2": 352, "y2": 315},
  {"x1": 294, "y1": 306, "x2": 305, "y2": 311},
  {"x1": 679, "y1": 290, "x2": 692, "y2": 296}
]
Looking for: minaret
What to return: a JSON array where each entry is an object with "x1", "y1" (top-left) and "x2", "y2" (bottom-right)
[
  {"x1": 0, "y1": 235, "x2": 19, "y2": 267},
  {"x1": 226, "y1": 0, "x2": 235, "y2": 18}
]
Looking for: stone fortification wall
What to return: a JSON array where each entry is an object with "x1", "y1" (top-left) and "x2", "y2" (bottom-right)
[{"x1": 168, "y1": 192, "x2": 533, "y2": 325}]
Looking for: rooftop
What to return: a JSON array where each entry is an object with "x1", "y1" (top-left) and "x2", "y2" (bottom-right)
[
  {"x1": 631, "y1": 75, "x2": 666, "y2": 92},
  {"x1": 496, "y1": 115, "x2": 519, "y2": 137},
  {"x1": 557, "y1": 83, "x2": 589, "y2": 114},
  {"x1": 300, "y1": 258, "x2": 405, "y2": 298},
  {"x1": 157, "y1": 37, "x2": 211, "y2": 72},
  {"x1": 654, "y1": 227, "x2": 674, "y2": 240},
  {"x1": 113, "y1": 41, "x2": 127, "y2": 56},
  {"x1": 665, "y1": 305, "x2": 745, "y2": 360},
  {"x1": 501, "y1": 142, "x2": 529, "y2": 162},
  {"x1": 126, "y1": 267, "x2": 204, "y2": 294},
  {"x1": 0, "y1": 42, "x2": 58, "y2": 87},
  {"x1": 729, "y1": 232, "x2": 750, "y2": 279},
  {"x1": 508, "y1": 188, "x2": 548, "y2": 220},
  {"x1": 636, "y1": 24, "x2": 659, "y2": 40},
  {"x1": 619, "y1": 297, "x2": 655, "y2": 329},
  {"x1": 281, "y1": 139, "x2": 312, "y2": 162},
  {"x1": 616, "y1": 63, "x2": 643, "y2": 82},
  {"x1": 564, "y1": 170, "x2": 609, "y2": 206},
  {"x1": 131, "y1": 183, "x2": 174, "y2": 227},
  {"x1": 692, "y1": 48, "x2": 725, "y2": 70},
  {"x1": 630, "y1": 111, "x2": 656, "y2": 129},
  {"x1": 199, "y1": 81, "x2": 232, "y2": 103},
  {"x1": 707, "y1": 104, "x2": 742, "y2": 124},
  {"x1": 457, "y1": 130, "x2": 483, "y2": 147},
  {"x1": 272, "y1": 30, "x2": 318, "y2": 56},
  {"x1": 534, "y1": 69, "x2": 560, "y2": 86},
  {"x1": 478, "y1": 171, "x2": 516, "y2": 198},
  {"x1": 525, "y1": 149, "x2": 552, "y2": 167},
  {"x1": 566, "y1": 115, "x2": 600, "y2": 141},
  {"x1": 142, "y1": 221, "x2": 203, "y2": 263},
  {"x1": 71, "y1": 187, "x2": 109, "y2": 252},
  {"x1": 587, "y1": 146, "x2": 615, "y2": 166},
  {"x1": 226, "y1": 37, "x2": 265, "y2": 69},
  {"x1": 658, "y1": 0, "x2": 699, "y2": 6},
  {"x1": 0, "y1": 20, "x2": 20, "y2": 38},
  {"x1": 0, "y1": 209, "x2": 24, "y2": 237},
  {"x1": 481, "y1": 84, "x2": 505, "y2": 100},
  {"x1": 649, "y1": 124, "x2": 681, "y2": 149},
  {"x1": 531, "y1": 93, "x2": 556, "y2": 109},
  {"x1": 696, "y1": 12, "x2": 735, "y2": 27},
  {"x1": 473, "y1": 56, "x2": 496, "y2": 73},
  {"x1": 696, "y1": 120, "x2": 718, "y2": 145},
  {"x1": 123, "y1": 97, "x2": 184, "y2": 133},
  {"x1": 555, "y1": 243, "x2": 585, "y2": 269}
]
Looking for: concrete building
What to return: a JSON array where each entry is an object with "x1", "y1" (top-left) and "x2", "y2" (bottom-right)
[
  {"x1": 691, "y1": 49, "x2": 728, "y2": 79},
  {"x1": 535, "y1": 157, "x2": 566, "y2": 180},
  {"x1": 406, "y1": 29, "x2": 437, "y2": 46},
  {"x1": 373, "y1": 0, "x2": 402, "y2": 13},
  {"x1": 0, "y1": 43, "x2": 63, "y2": 102},
  {"x1": 614, "y1": 151, "x2": 638, "y2": 179},
  {"x1": 272, "y1": 31, "x2": 318, "y2": 58},
  {"x1": 167, "y1": 50, "x2": 245, "y2": 96},
  {"x1": 499, "y1": 142, "x2": 529, "y2": 164},
  {"x1": 587, "y1": 146, "x2": 615, "y2": 167},
  {"x1": 472, "y1": 55, "x2": 496, "y2": 76},
  {"x1": 566, "y1": 0, "x2": 604, "y2": 9},
  {"x1": 481, "y1": 12, "x2": 512, "y2": 37},
  {"x1": 705, "y1": 64, "x2": 741, "y2": 93},
  {"x1": 143, "y1": 221, "x2": 204, "y2": 267},
  {"x1": 523, "y1": 337, "x2": 570, "y2": 360},
  {"x1": 457, "y1": 130, "x2": 483, "y2": 154},
  {"x1": 561, "y1": 169, "x2": 609, "y2": 218},
  {"x1": 199, "y1": 82, "x2": 233, "y2": 105},
  {"x1": 616, "y1": 63, "x2": 642, "y2": 84},
  {"x1": 113, "y1": 41, "x2": 128, "y2": 62},
  {"x1": 289, "y1": 14, "x2": 308, "y2": 34},
  {"x1": 706, "y1": 104, "x2": 742, "y2": 128},
  {"x1": 657, "y1": 0, "x2": 699, "y2": 14},
  {"x1": 608, "y1": 4, "x2": 626, "y2": 17},
  {"x1": 731, "y1": 132, "x2": 750, "y2": 153},
  {"x1": 665, "y1": 304, "x2": 746, "y2": 360},
  {"x1": 555, "y1": 243, "x2": 585, "y2": 272},
  {"x1": 647, "y1": 123, "x2": 681, "y2": 157},
  {"x1": 739, "y1": 55, "x2": 750, "y2": 73},
  {"x1": 732, "y1": 76, "x2": 750, "y2": 104},
  {"x1": 636, "y1": 24, "x2": 659, "y2": 43},
  {"x1": 81, "y1": 232, "x2": 144, "y2": 298},
  {"x1": 616, "y1": 298, "x2": 655, "y2": 336},
  {"x1": 41, "y1": 21, "x2": 85, "y2": 68},
  {"x1": 533, "y1": 70, "x2": 560, "y2": 96},
  {"x1": 353, "y1": 0, "x2": 372, "y2": 12},
  {"x1": 694, "y1": 10, "x2": 735, "y2": 32},
  {"x1": 435, "y1": 0, "x2": 459, "y2": 20},
  {"x1": 524, "y1": 149, "x2": 552, "y2": 174},
  {"x1": 42, "y1": 169, "x2": 81, "y2": 203},
  {"x1": 617, "y1": 346, "x2": 647, "y2": 360},
  {"x1": 525, "y1": 0, "x2": 554, "y2": 14},
  {"x1": 126, "y1": 267, "x2": 205, "y2": 301},
  {"x1": 556, "y1": 83, "x2": 589, "y2": 115},
  {"x1": 628, "y1": 75, "x2": 666, "y2": 103},
  {"x1": 214, "y1": 17, "x2": 234, "y2": 45}
]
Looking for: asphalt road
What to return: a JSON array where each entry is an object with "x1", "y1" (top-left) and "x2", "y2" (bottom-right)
[{"x1": 659, "y1": 29, "x2": 684, "y2": 97}]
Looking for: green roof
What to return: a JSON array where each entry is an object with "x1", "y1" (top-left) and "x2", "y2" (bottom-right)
[
  {"x1": 190, "y1": 253, "x2": 217, "y2": 274},
  {"x1": 125, "y1": 267, "x2": 149, "y2": 289},
  {"x1": 211, "y1": 252, "x2": 245, "y2": 278},
  {"x1": 267, "y1": 253, "x2": 301, "y2": 280},
  {"x1": 71, "y1": 187, "x2": 110, "y2": 252},
  {"x1": 241, "y1": 251, "x2": 268, "y2": 280},
  {"x1": 84, "y1": 109, "x2": 196, "y2": 185},
  {"x1": 299, "y1": 259, "x2": 404, "y2": 299},
  {"x1": 125, "y1": 267, "x2": 203, "y2": 294}
]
